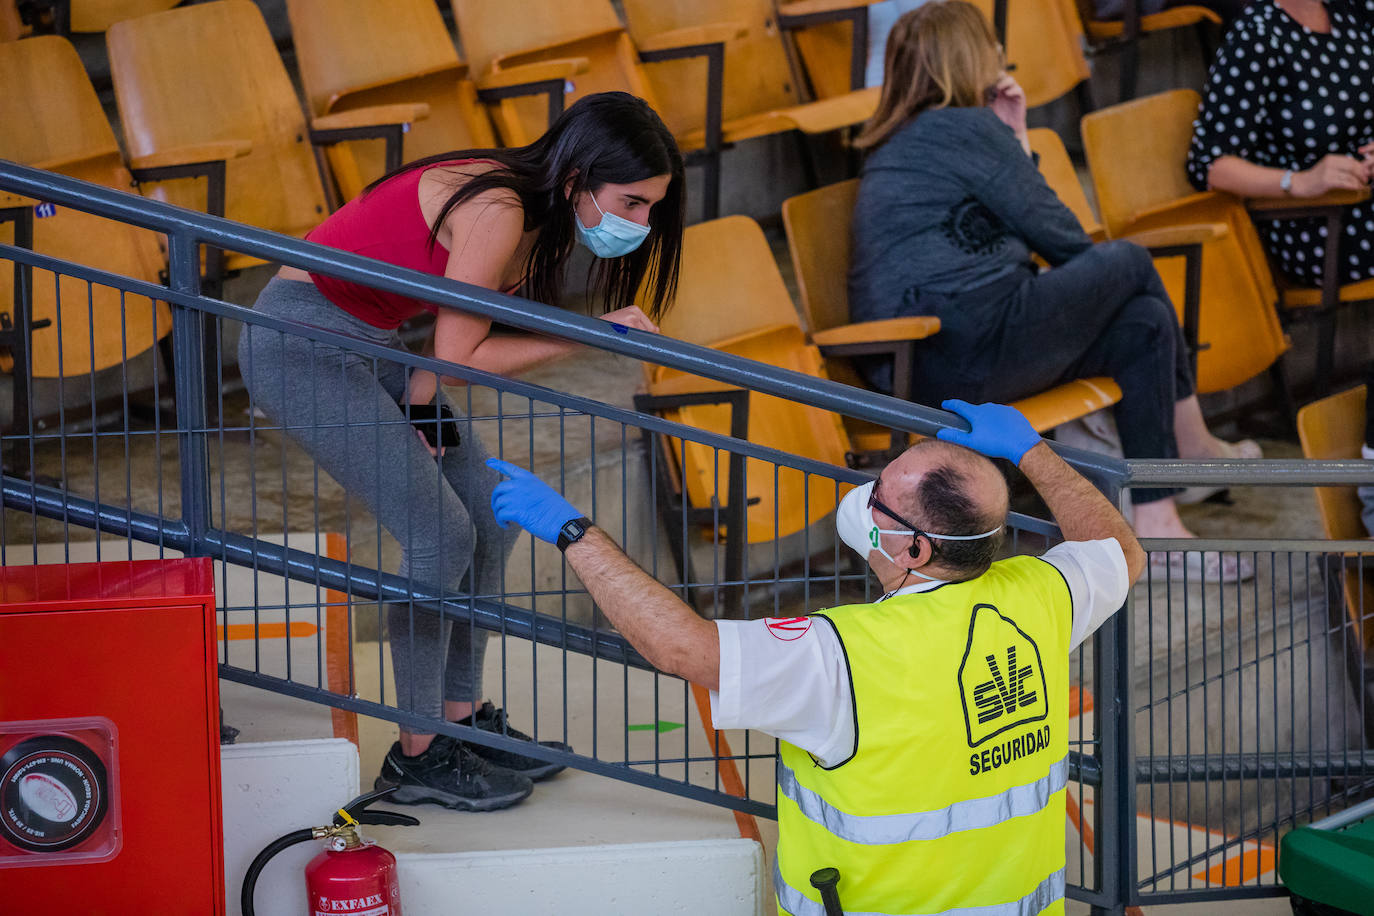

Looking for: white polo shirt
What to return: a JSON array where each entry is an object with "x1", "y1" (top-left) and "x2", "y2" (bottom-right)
[{"x1": 709, "y1": 538, "x2": 1130, "y2": 767}]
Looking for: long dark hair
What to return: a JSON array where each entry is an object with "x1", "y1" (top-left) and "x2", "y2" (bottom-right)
[{"x1": 367, "y1": 92, "x2": 685, "y2": 320}]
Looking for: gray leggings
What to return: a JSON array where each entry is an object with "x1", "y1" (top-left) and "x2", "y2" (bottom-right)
[{"x1": 239, "y1": 278, "x2": 517, "y2": 719}]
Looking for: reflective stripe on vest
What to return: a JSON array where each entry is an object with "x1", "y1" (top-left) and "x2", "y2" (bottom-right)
[
  {"x1": 775, "y1": 862, "x2": 1065, "y2": 916},
  {"x1": 778, "y1": 754, "x2": 1068, "y2": 846}
]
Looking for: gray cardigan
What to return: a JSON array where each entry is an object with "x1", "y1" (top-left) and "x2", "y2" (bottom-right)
[{"x1": 847, "y1": 107, "x2": 1092, "y2": 325}]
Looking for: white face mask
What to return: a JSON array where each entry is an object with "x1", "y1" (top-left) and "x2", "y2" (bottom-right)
[{"x1": 835, "y1": 481, "x2": 1003, "y2": 566}]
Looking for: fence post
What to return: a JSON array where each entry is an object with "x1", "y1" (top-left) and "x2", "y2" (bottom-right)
[
  {"x1": 1090, "y1": 485, "x2": 1137, "y2": 915},
  {"x1": 166, "y1": 230, "x2": 211, "y2": 550}
]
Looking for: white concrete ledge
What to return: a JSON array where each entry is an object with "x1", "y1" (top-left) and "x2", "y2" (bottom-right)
[{"x1": 397, "y1": 838, "x2": 766, "y2": 916}]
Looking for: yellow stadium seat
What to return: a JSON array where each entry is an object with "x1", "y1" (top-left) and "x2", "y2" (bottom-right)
[
  {"x1": 1082, "y1": 90, "x2": 1289, "y2": 396},
  {"x1": 636, "y1": 215, "x2": 862, "y2": 609},
  {"x1": 288, "y1": 0, "x2": 586, "y2": 202},
  {"x1": 974, "y1": 0, "x2": 1093, "y2": 111},
  {"x1": 108, "y1": 0, "x2": 423, "y2": 272},
  {"x1": 621, "y1": 0, "x2": 880, "y2": 156},
  {"x1": 781, "y1": 178, "x2": 1122, "y2": 441},
  {"x1": 0, "y1": 35, "x2": 171, "y2": 384},
  {"x1": 1070, "y1": 0, "x2": 1221, "y2": 102},
  {"x1": 451, "y1": 0, "x2": 758, "y2": 219},
  {"x1": 286, "y1": 0, "x2": 498, "y2": 202},
  {"x1": 1245, "y1": 187, "x2": 1374, "y2": 396},
  {"x1": 1026, "y1": 128, "x2": 1103, "y2": 239},
  {"x1": 70, "y1": 0, "x2": 179, "y2": 32},
  {"x1": 1296, "y1": 385, "x2": 1373, "y2": 652}
]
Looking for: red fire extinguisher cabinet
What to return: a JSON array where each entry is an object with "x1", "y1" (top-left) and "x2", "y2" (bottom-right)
[{"x1": 0, "y1": 558, "x2": 224, "y2": 915}]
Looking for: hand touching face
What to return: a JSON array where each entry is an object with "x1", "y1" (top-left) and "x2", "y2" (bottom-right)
[{"x1": 987, "y1": 72, "x2": 1027, "y2": 139}]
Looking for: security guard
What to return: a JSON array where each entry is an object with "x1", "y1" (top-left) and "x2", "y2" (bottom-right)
[{"x1": 488, "y1": 400, "x2": 1145, "y2": 915}]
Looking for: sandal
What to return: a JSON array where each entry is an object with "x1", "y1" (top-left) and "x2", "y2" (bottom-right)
[
  {"x1": 1147, "y1": 550, "x2": 1255, "y2": 584},
  {"x1": 1175, "y1": 439, "x2": 1262, "y2": 506}
]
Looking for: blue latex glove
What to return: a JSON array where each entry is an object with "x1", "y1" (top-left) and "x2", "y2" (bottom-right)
[
  {"x1": 936, "y1": 399, "x2": 1041, "y2": 465},
  {"x1": 487, "y1": 458, "x2": 584, "y2": 544}
]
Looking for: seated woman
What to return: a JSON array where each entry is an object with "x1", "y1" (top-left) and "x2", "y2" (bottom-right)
[
  {"x1": 848, "y1": 0, "x2": 1256, "y2": 580},
  {"x1": 1187, "y1": 0, "x2": 1374, "y2": 289}
]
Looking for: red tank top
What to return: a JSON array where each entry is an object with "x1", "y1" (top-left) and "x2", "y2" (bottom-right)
[{"x1": 306, "y1": 159, "x2": 512, "y2": 329}]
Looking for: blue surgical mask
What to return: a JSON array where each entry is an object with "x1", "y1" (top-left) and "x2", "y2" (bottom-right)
[{"x1": 575, "y1": 190, "x2": 650, "y2": 259}]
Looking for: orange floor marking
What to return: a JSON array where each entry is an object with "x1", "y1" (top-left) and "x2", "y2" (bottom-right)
[
  {"x1": 689, "y1": 682, "x2": 763, "y2": 844},
  {"x1": 323, "y1": 532, "x2": 359, "y2": 748},
  {"x1": 1193, "y1": 845, "x2": 1276, "y2": 885},
  {"x1": 1068, "y1": 685, "x2": 1094, "y2": 715}
]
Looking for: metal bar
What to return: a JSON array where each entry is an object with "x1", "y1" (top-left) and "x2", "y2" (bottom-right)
[
  {"x1": 0, "y1": 232, "x2": 1132, "y2": 489},
  {"x1": 165, "y1": 231, "x2": 212, "y2": 548},
  {"x1": 0, "y1": 472, "x2": 656, "y2": 668},
  {"x1": 0, "y1": 204, "x2": 39, "y2": 477},
  {"x1": 218, "y1": 667, "x2": 777, "y2": 819}
]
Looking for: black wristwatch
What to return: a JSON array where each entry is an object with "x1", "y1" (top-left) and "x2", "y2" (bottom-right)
[{"x1": 556, "y1": 517, "x2": 594, "y2": 552}]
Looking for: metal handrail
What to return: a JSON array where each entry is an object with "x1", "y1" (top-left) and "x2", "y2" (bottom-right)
[
  {"x1": 5, "y1": 161, "x2": 1368, "y2": 490},
  {"x1": 0, "y1": 159, "x2": 1129, "y2": 488}
]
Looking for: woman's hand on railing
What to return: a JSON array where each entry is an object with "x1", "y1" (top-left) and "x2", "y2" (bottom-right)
[{"x1": 599, "y1": 306, "x2": 659, "y2": 335}]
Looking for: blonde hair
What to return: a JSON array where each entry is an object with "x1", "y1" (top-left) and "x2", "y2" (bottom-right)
[{"x1": 854, "y1": 1, "x2": 1005, "y2": 151}]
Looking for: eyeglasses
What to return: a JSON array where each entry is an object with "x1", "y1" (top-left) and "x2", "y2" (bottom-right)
[{"x1": 868, "y1": 480, "x2": 940, "y2": 556}]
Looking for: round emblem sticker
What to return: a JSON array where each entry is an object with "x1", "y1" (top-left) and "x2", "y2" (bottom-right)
[
  {"x1": 0, "y1": 735, "x2": 108, "y2": 853},
  {"x1": 765, "y1": 616, "x2": 812, "y2": 641}
]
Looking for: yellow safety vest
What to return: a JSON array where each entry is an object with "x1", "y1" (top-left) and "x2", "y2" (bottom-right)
[{"x1": 775, "y1": 555, "x2": 1073, "y2": 916}]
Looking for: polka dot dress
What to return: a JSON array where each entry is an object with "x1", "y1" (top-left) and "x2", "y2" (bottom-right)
[{"x1": 1187, "y1": 0, "x2": 1374, "y2": 287}]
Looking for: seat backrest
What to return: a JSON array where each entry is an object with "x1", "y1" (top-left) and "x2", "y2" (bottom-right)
[
  {"x1": 646, "y1": 216, "x2": 854, "y2": 543},
  {"x1": 451, "y1": 0, "x2": 652, "y2": 146},
  {"x1": 287, "y1": 0, "x2": 496, "y2": 198},
  {"x1": 621, "y1": 0, "x2": 800, "y2": 135},
  {"x1": 788, "y1": 16, "x2": 859, "y2": 100},
  {"x1": 781, "y1": 179, "x2": 859, "y2": 336},
  {"x1": 1027, "y1": 127, "x2": 1101, "y2": 237},
  {"x1": 108, "y1": 0, "x2": 328, "y2": 237},
  {"x1": 651, "y1": 324, "x2": 855, "y2": 546},
  {"x1": 0, "y1": 34, "x2": 121, "y2": 170},
  {"x1": 1297, "y1": 385, "x2": 1369, "y2": 542},
  {"x1": 0, "y1": 35, "x2": 170, "y2": 377},
  {"x1": 969, "y1": 0, "x2": 1089, "y2": 109},
  {"x1": 1081, "y1": 89, "x2": 1201, "y2": 238},
  {"x1": 655, "y1": 214, "x2": 802, "y2": 346}
]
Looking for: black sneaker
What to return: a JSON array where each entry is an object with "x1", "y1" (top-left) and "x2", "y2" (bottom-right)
[
  {"x1": 464, "y1": 701, "x2": 572, "y2": 782},
  {"x1": 375, "y1": 735, "x2": 533, "y2": 811}
]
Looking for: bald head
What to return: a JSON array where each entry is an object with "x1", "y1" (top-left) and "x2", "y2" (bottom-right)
[{"x1": 883, "y1": 439, "x2": 1009, "y2": 579}]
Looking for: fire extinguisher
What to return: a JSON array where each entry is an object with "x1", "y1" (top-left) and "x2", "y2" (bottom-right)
[{"x1": 241, "y1": 786, "x2": 420, "y2": 916}]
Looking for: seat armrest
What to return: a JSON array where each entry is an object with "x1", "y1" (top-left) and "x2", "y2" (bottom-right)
[
  {"x1": 644, "y1": 374, "x2": 742, "y2": 399},
  {"x1": 326, "y1": 62, "x2": 468, "y2": 112},
  {"x1": 29, "y1": 147, "x2": 123, "y2": 174},
  {"x1": 811, "y1": 316, "x2": 941, "y2": 348},
  {"x1": 778, "y1": 0, "x2": 884, "y2": 18},
  {"x1": 636, "y1": 22, "x2": 746, "y2": 55},
  {"x1": 477, "y1": 57, "x2": 588, "y2": 91},
  {"x1": 128, "y1": 140, "x2": 253, "y2": 172},
  {"x1": 489, "y1": 26, "x2": 624, "y2": 71},
  {"x1": 310, "y1": 103, "x2": 431, "y2": 134},
  {"x1": 0, "y1": 192, "x2": 37, "y2": 210},
  {"x1": 1247, "y1": 187, "x2": 1371, "y2": 217},
  {"x1": 1127, "y1": 190, "x2": 1232, "y2": 226},
  {"x1": 476, "y1": 58, "x2": 590, "y2": 130},
  {"x1": 1123, "y1": 222, "x2": 1229, "y2": 249}
]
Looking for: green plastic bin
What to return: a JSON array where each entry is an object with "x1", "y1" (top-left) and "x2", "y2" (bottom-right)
[{"x1": 1280, "y1": 797, "x2": 1374, "y2": 916}]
